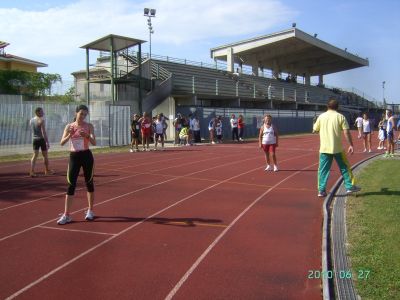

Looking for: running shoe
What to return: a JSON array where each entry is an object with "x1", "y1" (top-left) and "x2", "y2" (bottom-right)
[
  {"x1": 265, "y1": 165, "x2": 271, "y2": 171},
  {"x1": 29, "y1": 172, "x2": 37, "y2": 177},
  {"x1": 390, "y1": 154, "x2": 395, "y2": 158},
  {"x1": 318, "y1": 191, "x2": 327, "y2": 198},
  {"x1": 85, "y1": 210, "x2": 95, "y2": 221},
  {"x1": 346, "y1": 185, "x2": 361, "y2": 195},
  {"x1": 363, "y1": 149, "x2": 367, "y2": 152},
  {"x1": 57, "y1": 214, "x2": 72, "y2": 225},
  {"x1": 45, "y1": 169, "x2": 55, "y2": 175},
  {"x1": 368, "y1": 149, "x2": 372, "y2": 153},
  {"x1": 273, "y1": 165, "x2": 279, "y2": 172},
  {"x1": 129, "y1": 149, "x2": 134, "y2": 153}
]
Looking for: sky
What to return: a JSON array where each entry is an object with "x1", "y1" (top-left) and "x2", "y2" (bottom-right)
[{"x1": 1, "y1": 0, "x2": 399, "y2": 104}]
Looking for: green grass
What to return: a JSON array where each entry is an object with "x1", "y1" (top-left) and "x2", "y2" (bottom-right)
[{"x1": 346, "y1": 159, "x2": 400, "y2": 300}]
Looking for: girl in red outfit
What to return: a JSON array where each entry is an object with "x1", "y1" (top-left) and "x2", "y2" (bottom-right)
[{"x1": 139, "y1": 112, "x2": 152, "y2": 151}]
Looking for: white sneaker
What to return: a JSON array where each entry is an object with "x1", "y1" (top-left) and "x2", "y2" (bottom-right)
[
  {"x1": 265, "y1": 165, "x2": 271, "y2": 171},
  {"x1": 368, "y1": 149, "x2": 372, "y2": 153},
  {"x1": 85, "y1": 210, "x2": 95, "y2": 221},
  {"x1": 273, "y1": 165, "x2": 279, "y2": 172},
  {"x1": 211, "y1": 141, "x2": 216, "y2": 144},
  {"x1": 57, "y1": 214, "x2": 72, "y2": 225},
  {"x1": 129, "y1": 149, "x2": 134, "y2": 153},
  {"x1": 363, "y1": 149, "x2": 367, "y2": 152}
]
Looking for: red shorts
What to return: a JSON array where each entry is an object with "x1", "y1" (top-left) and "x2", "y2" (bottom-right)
[
  {"x1": 141, "y1": 128, "x2": 151, "y2": 138},
  {"x1": 262, "y1": 144, "x2": 276, "y2": 153}
]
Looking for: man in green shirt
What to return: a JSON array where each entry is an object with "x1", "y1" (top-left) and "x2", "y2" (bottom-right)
[{"x1": 313, "y1": 98, "x2": 361, "y2": 197}]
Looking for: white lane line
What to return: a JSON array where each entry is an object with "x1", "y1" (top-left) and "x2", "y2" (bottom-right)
[
  {"x1": 0, "y1": 152, "x2": 185, "y2": 195},
  {"x1": 38, "y1": 225, "x2": 116, "y2": 236},
  {"x1": 0, "y1": 153, "x2": 258, "y2": 242},
  {"x1": 4, "y1": 152, "x2": 314, "y2": 299},
  {"x1": 164, "y1": 161, "x2": 318, "y2": 300},
  {"x1": 0, "y1": 152, "x2": 238, "y2": 211}
]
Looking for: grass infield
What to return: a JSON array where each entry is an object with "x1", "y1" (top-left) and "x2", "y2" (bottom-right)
[{"x1": 346, "y1": 159, "x2": 400, "y2": 300}]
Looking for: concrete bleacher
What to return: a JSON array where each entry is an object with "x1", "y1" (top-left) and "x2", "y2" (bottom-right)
[
  {"x1": 152, "y1": 58, "x2": 345, "y2": 107},
  {"x1": 116, "y1": 51, "x2": 377, "y2": 109}
]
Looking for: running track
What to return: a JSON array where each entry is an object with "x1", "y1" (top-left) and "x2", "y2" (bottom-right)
[{"x1": 0, "y1": 133, "x2": 375, "y2": 299}]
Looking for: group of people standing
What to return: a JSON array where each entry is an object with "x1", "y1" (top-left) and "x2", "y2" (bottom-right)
[
  {"x1": 208, "y1": 114, "x2": 245, "y2": 144},
  {"x1": 354, "y1": 109, "x2": 398, "y2": 157},
  {"x1": 130, "y1": 112, "x2": 169, "y2": 152}
]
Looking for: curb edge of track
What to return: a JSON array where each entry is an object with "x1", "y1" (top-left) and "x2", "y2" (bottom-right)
[{"x1": 321, "y1": 152, "x2": 382, "y2": 300}]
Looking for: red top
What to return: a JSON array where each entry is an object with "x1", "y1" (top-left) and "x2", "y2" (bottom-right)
[
  {"x1": 69, "y1": 122, "x2": 90, "y2": 152},
  {"x1": 238, "y1": 118, "x2": 245, "y2": 128}
]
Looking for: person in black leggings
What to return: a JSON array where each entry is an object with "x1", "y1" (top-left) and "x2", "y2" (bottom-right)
[{"x1": 57, "y1": 105, "x2": 96, "y2": 225}]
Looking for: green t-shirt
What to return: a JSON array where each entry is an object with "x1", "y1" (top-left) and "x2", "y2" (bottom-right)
[{"x1": 313, "y1": 110, "x2": 349, "y2": 154}]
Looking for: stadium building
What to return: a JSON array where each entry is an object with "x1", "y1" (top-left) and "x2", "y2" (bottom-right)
[{"x1": 72, "y1": 28, "x2": 380, "y2": 139}]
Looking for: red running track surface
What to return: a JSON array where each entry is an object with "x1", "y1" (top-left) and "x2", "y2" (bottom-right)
[{"x1": 0, "y1": 133, "x2": 376, "y2": 299}]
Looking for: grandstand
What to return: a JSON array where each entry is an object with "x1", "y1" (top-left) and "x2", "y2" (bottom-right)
[{"x1": 71, "y1": 29, "x2": 382, "y2": 138}]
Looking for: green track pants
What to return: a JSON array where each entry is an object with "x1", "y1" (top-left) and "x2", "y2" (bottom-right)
[{"x1": 318, "y1": 152, "x2": 354, "y2": 192}]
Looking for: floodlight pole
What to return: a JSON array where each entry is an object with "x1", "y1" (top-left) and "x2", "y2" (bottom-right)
[
  {"x1": 144, "y1": 8, "x2": 156, "y2": 59},
  {"x1": 382, "y1": 81, "x2": 386, "y2": 107}
]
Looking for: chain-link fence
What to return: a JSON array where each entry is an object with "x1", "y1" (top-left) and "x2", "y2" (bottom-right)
[{"x1": 0, "y1": 99, "x2": 130, "y2": 156}]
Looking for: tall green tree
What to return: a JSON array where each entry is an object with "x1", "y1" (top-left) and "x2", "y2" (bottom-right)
[{"x1": 0, "y1": 70, "x2": 62, "y2": 96}]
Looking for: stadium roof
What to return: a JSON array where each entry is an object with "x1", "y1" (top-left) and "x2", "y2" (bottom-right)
[
  {"x1": 80, "y1": 34, "x2": 146, "y2": 52},
  {"x1": 210, "y1": 28, "x2": 369, "y2": 76}
]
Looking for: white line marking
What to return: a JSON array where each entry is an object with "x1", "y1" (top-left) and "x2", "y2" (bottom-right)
[
  {"x1": 0, "y1": 153, "x2": 255, "y2": 241},
  {"x1": 5, "y1": 153, "x2": 314, "y2": 299},
  {"x1": 0, "y1": 152, "x2": 238, "y2": 211},
  {"x1": 164, "y1": 161, "x2": 318, "y2": 300},
  {"x1": 38, "y1": 225, "x2": 116, "y2": 236}
]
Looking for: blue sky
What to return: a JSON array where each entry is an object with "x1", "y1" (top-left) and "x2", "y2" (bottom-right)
[{"x1": 1, "y1": 0, "x2": 399, "y2": 104}]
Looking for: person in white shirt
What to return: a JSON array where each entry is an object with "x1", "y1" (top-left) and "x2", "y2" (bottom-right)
[
  {"x1": 362, "y1": 113, "x2": 373, "y2": 153},
  {"x1": 215, "y1": 116, "x2": 223, "y2": 143},
  {"x1": 230, "y1": 114, "x2": 239, "y2": 142},
  {"x1": 385, "y1": 109, "x2": 396, "y2": 157},
  {"x1": 258, "y1": 114, "x2": 279, "y2": 172},
  {"x1": 190, "y1": 114, "x2": 201, "y2": 143},
  {"x1": 354, "y1": 114, "x2": 363, "y2": 139},
  {"x1": 154, "y1": 114, "x2": 165, "y2": 150}
]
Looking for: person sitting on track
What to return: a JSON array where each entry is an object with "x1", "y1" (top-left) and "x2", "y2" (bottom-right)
[
  {"x1": 179, "y1": 126, "x2": 190, "y2": 146},
  {"x1": 57, "y1": 105, "x2": 96, "y2": 225},
  {"x1": 29, "y1": 107, "x2": 54, "y2": 177}
]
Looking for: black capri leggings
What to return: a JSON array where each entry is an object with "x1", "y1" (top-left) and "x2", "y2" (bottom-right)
[{"x1": 67, "y1": 150, "x2": 94, "y2": 195}]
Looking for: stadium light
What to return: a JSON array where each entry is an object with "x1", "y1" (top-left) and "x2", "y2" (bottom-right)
[
  {"x1": 144, "y1": 7, "x2": 156, "y2": 59},
  {"x1": 382, "y1": 81, "x2": 386, "y2": 106},
  {"x1": 292, "y1": 22, "x2": 296, "y2": 28},
  {"x1": 314, "y1": 33, "x2": 318, "y2": 38}
]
